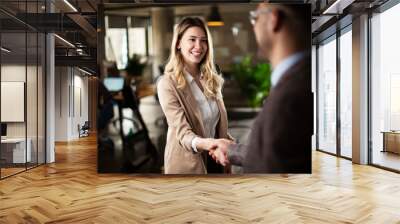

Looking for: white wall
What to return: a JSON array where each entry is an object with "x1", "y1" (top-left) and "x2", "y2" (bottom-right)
[
  {"x1": 1, "y1": 65, "x2": 25, "y2": 134},
  {"x1": 1, "y1": 65, "x2": 36, "y2": 138},
  {"x1": 55, "y1": 67, "x2": 89, "y2": 141},
  {"x1": 55, "y1": 66, "x2": 69, "y2": 141},
  {"x1": 1, "y1": 65, "x2": 26, "y2": 144},
  {"x1": 1, "y1": 63, "x2": 46, "y2": 164}
]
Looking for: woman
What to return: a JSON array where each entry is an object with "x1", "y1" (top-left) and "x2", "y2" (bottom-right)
[{"x1": 157, "y1": 17, "x2": 233, "y2": 174}]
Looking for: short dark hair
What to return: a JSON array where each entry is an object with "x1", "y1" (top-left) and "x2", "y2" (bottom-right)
[{"x1": 271, "y1": 4, "x2": 311, "y2": 47}]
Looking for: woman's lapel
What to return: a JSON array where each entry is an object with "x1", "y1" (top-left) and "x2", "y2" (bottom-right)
[{"x1": 182, "y1": 83, "x2": 206, "y2": 137}]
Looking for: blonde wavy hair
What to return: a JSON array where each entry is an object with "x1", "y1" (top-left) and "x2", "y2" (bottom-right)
[{"x1": 164, "y1": 17, "x2": 224, "y2": 99}]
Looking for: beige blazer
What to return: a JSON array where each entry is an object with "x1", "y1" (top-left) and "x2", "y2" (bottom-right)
[{"x1": 157, "y1": 75, "x2": 231, "y2": 174}]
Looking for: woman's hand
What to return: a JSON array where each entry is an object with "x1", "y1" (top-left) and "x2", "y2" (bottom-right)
[
  {"x1": 207, "y1": 138, "x2": 234, "y2": 166},
  {"x1": 210, "y1": 147, "x2": 229, "y2": 166},
  {"x1": 195, "y1": 138, "x2": 219, "y2": 151},
  {"x1": 194, "y1": 138, "x2": 235, "y2": 165}
]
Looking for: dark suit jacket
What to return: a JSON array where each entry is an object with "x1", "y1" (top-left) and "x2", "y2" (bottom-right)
[{"x1": 228, "y1": 56, "x2": 312, "y2": 173}]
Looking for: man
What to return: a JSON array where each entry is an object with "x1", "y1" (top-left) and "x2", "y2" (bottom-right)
[{"x1": 210, "y1": 3, "x2": 313, "y2": 173}]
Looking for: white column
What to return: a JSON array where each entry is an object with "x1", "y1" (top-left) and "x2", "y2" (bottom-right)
[
  {"x1": 352, "y1": 14, "x2": 369, "y2": 164},
  {"x1": 54, "y1": 67, "x2": 73, "y2": 141},
  {"x1": 46, "y1": 32, "x2": 55, "y2": 163},
  {"x1": 45, "y1": 0, "x2": 55, "y2": 163},
  {"x1": 151, "y1": 8, "x2": 174, "y2": 78}
]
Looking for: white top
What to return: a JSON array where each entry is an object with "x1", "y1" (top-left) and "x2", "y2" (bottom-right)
[
  {"x1": 271, "y1": 51, "x2": 306, "y2": 87},
  {"x1": 1, "y1": 138, "x2": 27, "y2": 143},
  {"x1": 184, "y1": 71, "x2": 220, "y2": 153}
]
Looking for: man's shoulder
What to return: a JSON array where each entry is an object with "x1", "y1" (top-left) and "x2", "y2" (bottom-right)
[
  {"x1": 274, "y1": 59, "x2": 310, "y2": 93},
  {"x1": 262, "y1": 59, "x2": 311, "y2": 113}
]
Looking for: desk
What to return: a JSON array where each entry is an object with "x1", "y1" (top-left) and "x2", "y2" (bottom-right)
[
  {"x1": 137, "y1": 84, "x2": 155, "y2": 99},
  {"x1": 1, "y1": 138, "x2": 31, "y2": 163},
  {"x1": 381, "y1": 131, "x2": 400, "y2": 154}
]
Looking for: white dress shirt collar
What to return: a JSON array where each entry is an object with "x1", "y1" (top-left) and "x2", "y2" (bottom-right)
[
  {"x1": 271, "y1": 51, "x2": 306, "y2": 87},
  {"x1": 184, "y1": 69, "x2": 203, "y2": 84}
]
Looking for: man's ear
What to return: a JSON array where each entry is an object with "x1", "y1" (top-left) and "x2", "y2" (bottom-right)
[{"x1": 270, "y1": 9, "x2": 283, "y2": 33}]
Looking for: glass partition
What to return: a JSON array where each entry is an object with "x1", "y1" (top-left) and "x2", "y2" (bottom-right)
[
  {"x1": 0, "y1": 30, "x2": 28, "y2": 178},
  {"x1": 0, "y1": 1, "x2": 46, "y2": 179}
]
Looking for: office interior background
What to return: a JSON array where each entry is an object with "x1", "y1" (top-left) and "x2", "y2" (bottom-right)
[
  {"x1": 0, "y1": 0, "x2": 97, "y2": 179},
  {"x1": 98, "y1": 2, "x2": 274, "y2": 173},
  {"x1": 0, "y1": 0, "x2": 400, "y2": 222}
]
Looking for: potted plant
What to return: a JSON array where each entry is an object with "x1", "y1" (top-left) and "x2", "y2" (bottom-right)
[
  {"x1": 230, "y1": 55, "x2": 272, "y2": 108},
  {"x1": 125, "y1": 54, "x2": 147, "y2": 78}
]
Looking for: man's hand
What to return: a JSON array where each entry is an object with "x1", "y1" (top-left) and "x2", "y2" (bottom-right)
[{"x1": 208, "y1": 139, "x2": 234, "y2": 166}]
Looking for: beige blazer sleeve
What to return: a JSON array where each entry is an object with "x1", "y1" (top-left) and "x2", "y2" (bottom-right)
[{"x1": 157, "y1": 76, "x2": 199, "y2": 152}]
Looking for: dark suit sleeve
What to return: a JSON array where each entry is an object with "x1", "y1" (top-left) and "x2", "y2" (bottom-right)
[
  {"x1": 240, "y1": 61, "x2": 312, "y2": 173},
  {"x1": 227, "y1": 143, "x2": 247, "y2": 166}
]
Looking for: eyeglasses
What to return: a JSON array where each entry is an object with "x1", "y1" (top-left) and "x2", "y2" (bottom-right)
[{"x1": 249, "y1": 8, "x2": 271, "y2": 26}]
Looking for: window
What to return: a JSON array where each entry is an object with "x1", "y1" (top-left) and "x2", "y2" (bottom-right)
[
  {"x1": 105, "y1": 16, "x2": 152, "y2": 70},
  {"x1": 339, "y1": 28, "x2": 352, "y2": 158},
  {"x1": 128, "y1": 17, "x2": 152, "y2": 57},
  {"x1": 105, "y1": 16, "x2": 128, "y2": 70},
  {"x1": 317, "y1": 36, "x2": 337, "y2": 154},
  {"x1": 370, "y1": 2, "x2": 400, "y2": 171},
  {"x1": 312, "y1": 45, "x2": 317, "y2": 150},
  {"x1": 106, "y1": 27, "x2": 128, "y2": 70}
]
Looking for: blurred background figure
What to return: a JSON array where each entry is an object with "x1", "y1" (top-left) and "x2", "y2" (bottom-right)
[{"x1": 98, "y1": 62, "x2": 160, "y2": 173}]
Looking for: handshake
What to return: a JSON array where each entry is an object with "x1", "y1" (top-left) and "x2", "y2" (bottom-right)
[{"x1": 200, "y1": 138, "x2": 235, "y2": 166}]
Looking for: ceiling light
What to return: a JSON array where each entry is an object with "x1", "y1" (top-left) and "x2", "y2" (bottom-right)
[
  {"x1": 54, "y1": 34, "x2": 75, "y2": 48},
  {"x1": 78, "y1": 67, "x2": 93, "y2": 76},
  {"x1": 1, "y1": 47, "x2": 11, "y2": 53},
  {"x1": 63, "y1": 0, "x2": 78, "y2": 12},
  {"x1": 207, "y1": 6, "x2": 224, "y2": 27},
  {"x1": 323, "y1": 0, "x2": 354, "y2": 15}
]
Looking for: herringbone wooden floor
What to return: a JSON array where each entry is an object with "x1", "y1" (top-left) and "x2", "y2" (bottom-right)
[{"x1": 1, "y1": 135, "x2": 400, "y2": 223}]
